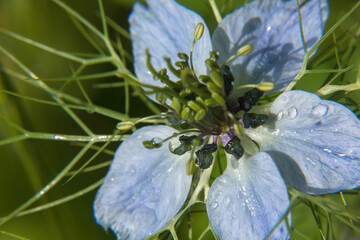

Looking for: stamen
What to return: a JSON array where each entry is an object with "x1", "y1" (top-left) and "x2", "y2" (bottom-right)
[
  {"x1": 236, "y1": 88, "x2": 264, "y2": 112},
  {"x1": 243, "y1": 113, "x2": 268, "y2": 129},
  {"x1": 172, "y1": 135, "x2": 197, "y2": 155},
  {"x1": 195, "y1": 143, "x2": 217, "y2": 170},
  {"x1": 224, "y1": 136, "x2": 244, "y2": 160},
  {"x1": 222, "y1": 65, "x2": 234, "y2": 96},
  {"x1": 221, "y1": 44, "x2": 253, "y2": 68},
  {"x1": 146, "y1": 49, "x2": 179, "y2": 88},
  {"x1": 190, "y1": 22, "x2": 205, "y2": 77}
]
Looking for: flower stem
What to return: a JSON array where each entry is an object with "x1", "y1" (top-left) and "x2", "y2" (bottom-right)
[{"x1": 208, "y1": 0, "x2": 222, "y2": 23}]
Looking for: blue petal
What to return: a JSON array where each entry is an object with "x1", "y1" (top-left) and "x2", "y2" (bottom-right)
[
  {"x1": 129, "y1": 0, "x2": 212, "y2": 97},
  {"x1": 212, "y1": 0, "x2": 329, "y2": 96},
  {"x1": 94, "y1": 125, "x2": 192, "y2": 240},
  {"x1": 247, "y1": 90, "x2": 360, "y2": 194},
  {"x1": 207, "y1": 152, "x2": 290, "y2": 240}
]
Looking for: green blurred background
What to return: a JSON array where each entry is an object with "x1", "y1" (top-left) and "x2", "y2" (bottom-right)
[{"x1": 0, "y1": 0, "x2": 359, "y2": 239}]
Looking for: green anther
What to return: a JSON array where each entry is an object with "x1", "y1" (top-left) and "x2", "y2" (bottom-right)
[
  {"x1": 212, "y1": 92, "x2": 225, "y2": 106},
  {"x1": 188, "y1": 100, "x2": 203, "y2": 111},
  {"x1": 143, "y1": 139, "x2": 163, "y2": 149},
  {"x1": 180, "y1": 88, "x2": 192, "y2": 97},
  {"x1": 236, "y1": 44, "x2": 253, "y2": 56},
  {"x1": 199, "y1": 75, "x2": 212, "y2": 83},
  {"x1": 257, "y1": 82, "x2": 274, "y2": 92},
  {"x1": 188, "y1": 111, "x2": 195, "y2": 122},
  {"x1": 181, "y1": 107, "x2": 191, "y2": 120},
  {"x1": 194, "y1": 22, "x2": 204, "y2": 42},
  {"x1": 209, "y1": 70, "x2": 223, "y2": 88},
  {"x1": 116, "y1": 121, "x2": 134, "y2": 131},
  {"x1": 205, "y1": 98, "x2": 218, "y2": 107},
  {"x1": 195, "y1": 109, "x2": 206, "y2": 121},
  {"x1": 156, "y1": 92, "x2": 167, "y2": 104},
  {"x1": 210, "y1": 51, "x2": 219, "y2": 61},
  {"x1": 205, "y1": 59, "x2": 220, "y2": 71},
  {"x1": 207, "y1": 82, "x2": 222, "y2": 95},
  {"x1": 175, "y1": 61, "x2": 188, "y2": 68},
  {"x1": 159, "y1": 68, "x2": 167, "y2": 76},
  {"x1": 196, "y1": 97, "x2": 208, "y2": 111},
  {"x1": 172, "y1": 97, "x2": 182, "y2": 114},
  {"x1": 156, "y1": 92, "x2": 163, "y2": 102},
  {"x1": 178, "y1": 52, "x2": 189, "y2": 61}
]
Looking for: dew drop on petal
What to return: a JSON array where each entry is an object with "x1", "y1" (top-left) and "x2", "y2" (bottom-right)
[
  {"x1": 278, "y1": 94, "x2": 289, "y2": 103},
  {"x1": 311, "y1": 104, "x2": 328, "y2": 118},
  {"x1": 288, "y1": 107, "x2": 298, "y2": 119},
  {"x1": 218, "y1": 178, "x2": 227, "y2": 186},
  {"x1": 277, "y1": 111, "x2": 284, "y2": 120},
  {"x1": 223, "y1": 196, "x2": 232, "y2": 208},
  {"x1": 210, "y1": 201, "x2": 219, "y2": 210}
]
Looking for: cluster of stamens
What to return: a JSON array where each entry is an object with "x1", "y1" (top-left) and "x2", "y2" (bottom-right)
[{"x1": 141, "y1": 23, "x2": 272, "y2": 171}]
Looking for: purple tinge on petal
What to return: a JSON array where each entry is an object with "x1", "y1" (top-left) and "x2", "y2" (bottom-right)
[
  {"x1": 94, "y1": 125, "x2": 192, "y2": 240},
  {"x1": 246, "y1": 90, "x2": 360, "y2": 194},
  {"x1": 207, "y1": 152, "x2": 290, "y2": 240},
  {"x1": 129, "y1": 0, "x2": 212, "y2": 99},
  {"x1": 212, "y1": 0, "x2": 329, "y2": 97}
]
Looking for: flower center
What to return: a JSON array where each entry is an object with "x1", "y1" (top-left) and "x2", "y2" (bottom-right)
[{"x1": 142, "y1": 23, "x2": 273, "y2": 170}]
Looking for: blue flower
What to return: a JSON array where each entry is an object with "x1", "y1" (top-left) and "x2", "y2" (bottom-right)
[{"x1": 94, "y1": 0, "x2": 360, "y2": 239}]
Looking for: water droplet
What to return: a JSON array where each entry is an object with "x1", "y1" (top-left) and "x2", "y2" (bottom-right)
[
  {"x1": 278, "y1": 94, "x2": 289, "y2": 103},
  {"x1": 210, "y1": 201, "x2": 219, "y2": 210},
  {"x1": 130, "y1": 168, "x2": 136, "y2": 174},
  {"x1": 288, "y1": 107, "x2": 298, "y2": 119},
  {"x1": 312, "y1": 104, "x2": 328, "y2": 118},
  {"x1": 223, "y1": 196, "x2": 232, "y2": 207},
  {"x1": 218, "y1": 178, "x2": 227, "y2": 186},
  {"x1": 277, "y1": 111, "x2": 284, "y2": 120},
  {"x1": 110, "y1": 178, "x2": 115, "y2": 182}
]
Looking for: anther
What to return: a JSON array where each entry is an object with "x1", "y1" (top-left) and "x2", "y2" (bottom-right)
[
  {"x1": 172, "y1": 135, "x2": 197, "y2": 155},
  {"x1": 237, "y1": 88, "x2": 264, "y2": 112},
  {"x1": 222, "y1": 44, "x2": 253, "y2": 67},
  {"x1": 190, "y1": 22, "x2": 205, "y2": 77},
  {"x1": 224, "y1": 136, "x2": 244, "y2": 160},
  {"x1": 195, "y1": 143, "x2": 217, "y2": 170},
  {"x1": 193, "y1": 22, "x2": 204, "y2": 42},
  {"x1": 222, "y1": 65, "x2": 234, "y2": 96},
  {"x1": 243, "y1": 113, "x2": 268, "y2": 129}
]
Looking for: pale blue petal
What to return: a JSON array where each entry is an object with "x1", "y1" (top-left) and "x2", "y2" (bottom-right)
[
  {"x1": 207, "y1": 152, "x2": 290, "y2": 240},
  {"x1": 212, "y1": 0, "x2": 329, "y2": 96},
  {"x1": 94, "y1": 125, "x2": 192, "y2": 240},
  {"x1": 247, "y1": 90, "x2": 360, "y2": 194},
  {"x1": 129, "y1": 0, "x2": 212, "y2": 96}
]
